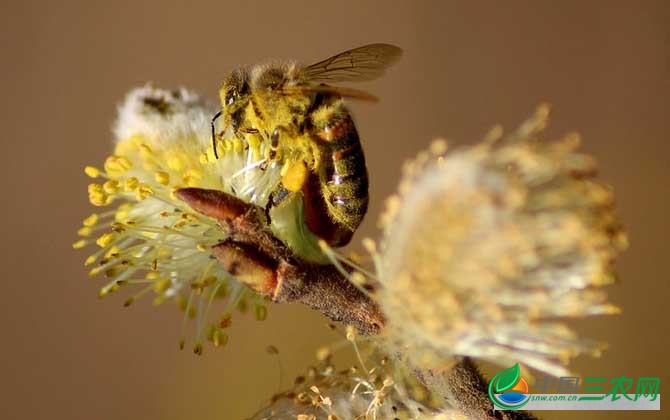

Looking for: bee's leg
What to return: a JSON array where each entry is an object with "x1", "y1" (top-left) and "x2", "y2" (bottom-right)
[
  {"x1": 210, "y1": 110, "x2": 223, "y2": 159},
  {"x1": 264, "y1": 184, "x2": 292, "y2": 225},
  {"x1": 269, "y1": 126, "x2": 291, "y2": 162}
]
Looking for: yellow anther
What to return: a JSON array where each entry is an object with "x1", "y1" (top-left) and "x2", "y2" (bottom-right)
[
  {"x1": 88, "y1": 183, "x2": 103, "y2": 194},
  {"x1": 95, "y1": 232, "x2": 115, "y2": 248},
  {"x1": 77, "y1": 226, "x2": 92, "y2": 237},
  {"x1": 233, "y1": 137, "x2": 243, "y2": 153},
  {"x1": 103, "y1": 180, "x2": 120, "y2": 194},
  {"x1": 346, "y1": 325, "x2": 356, "y2": 341},
  {"x1": 316, "y1": 346, "x2": 330, "y2": 361},
  {"x1": 104, "y1": 245, "x2": 120, "y2": 258},
  {"x1": 153, "y1": 278, "x2": 171, "y2": 293},
  {"x1": 247, "y1": 135, "x2": 261, "y2": 160},
  {"x1": 199, "y1": 153, "x2": 209, "y2": 165},
  {"x1": 154, "y1": 171, "x2": 170, "y2": 185},
  {"x1": 196, "y1": 244, "x2": 209, "y2": 252},
  {"x1": 104, "y1": 156, "x2": 131, "y2": 174},
  {"x1": 136, "y1": 184, "x2": 154, "y2": 200},
  {"x1": 88, "y1": 184, "x2": 109, "y2": 206},
  {"x1": 362, "y1": 237, "x2": 377, "y2": 254},
  {"x1": 115, "y1": 210, "x2": 130, "y2": 222},
  {"x1": 185, "y1": 169, "x2": 202, "y2": 180},
  {"x1": 124, "y1": 177, "x2": 139, "y2": 191},
  {"x1": 219, "y1": 313, "x2": 232, "y2": 329},
  {"x1": 82, "y1": 213, "x2": 99, "y2": 227},
  {"x1": 116, "y1": 156, "x2": 132, "y2": 170},
  {"x1": 216, "y1": 142, "x2": 226, "y2": 158},
  {"x1": 183, "y1": 175, "x2": 199, "y2": 187},
  {"x1": 145, "y1": 272, "x2": 160, "y2": 280},
  {"x1": 152, "y1": 295, "x2": 168, "y2": 306},
  {"x1": 84, "y1": 166, "x2": 101, "y2": 178},
  {"x1": 84, "y1": 255, "x2": 96, "y2": 266},
  {"x1": 72, "y1": 239, "x2": 87, "y2": 249},
  {"x1": 212, "y1": 330, "x2": 229, "y2": 348},
  {"x1": 254, "y1": 304, "x2": 267, "y2": 321},
  {"x1": 206, "y1": 147, "x2": 218, "y2": 162},
  {"x1": 139, "y1": 143, "x2": 153, "y2": 157},
  {"x1": 166, "y1": 153, "x2": 184, "y2": 171}
]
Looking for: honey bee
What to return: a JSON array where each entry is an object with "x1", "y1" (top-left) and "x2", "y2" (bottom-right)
[{"x1": 212, "y1": 43, "x2": 402, "y2": 247}]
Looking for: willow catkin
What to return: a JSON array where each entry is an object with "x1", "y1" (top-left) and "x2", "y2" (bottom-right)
[{"x1": 378, "y1": 105, "x2": 627, "y2": 377}]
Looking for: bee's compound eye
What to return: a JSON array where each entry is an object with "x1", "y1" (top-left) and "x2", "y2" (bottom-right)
[{"x1": 225, "y1": 90, "x2": 236, "y2": 106}]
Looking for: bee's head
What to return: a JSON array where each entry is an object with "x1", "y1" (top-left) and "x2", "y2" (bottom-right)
[{"x1": 220, "y1": 68, "x2": 250, "y2": 114}]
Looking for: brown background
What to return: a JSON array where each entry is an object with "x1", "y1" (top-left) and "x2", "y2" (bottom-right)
[{"x1": 1, "y1": 1, "x2": 667, "y2": 419}]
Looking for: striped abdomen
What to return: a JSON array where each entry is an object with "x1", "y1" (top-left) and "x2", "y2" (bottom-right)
[{"x1": 303, "y1": 109, "x2": 368, "y2": 247}]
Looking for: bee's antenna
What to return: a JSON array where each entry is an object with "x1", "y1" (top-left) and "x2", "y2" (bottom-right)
[{"x1": 211, "y1": 110, "x2": 223, "y2": 159}]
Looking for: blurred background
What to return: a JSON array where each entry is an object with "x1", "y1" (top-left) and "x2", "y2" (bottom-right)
[{"x1": 1, "y1": 1, "x2": 667, "y2": 419}]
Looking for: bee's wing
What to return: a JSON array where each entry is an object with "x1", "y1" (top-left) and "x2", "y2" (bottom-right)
[
  {"x1": 301, "y1": 43, "x2": 403, "y2": 83},
  {"x1": 281, "y1": 85, "x2": 379, "y2": 102}
]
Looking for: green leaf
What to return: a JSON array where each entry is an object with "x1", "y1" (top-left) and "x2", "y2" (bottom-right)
[{"x1": 495, "y1": 363, "x2": 520, "y2": 393}]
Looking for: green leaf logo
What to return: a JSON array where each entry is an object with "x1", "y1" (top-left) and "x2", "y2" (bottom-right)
[
  {"x1": 495, "y1": 363, "x2": 521, "y2": 393},
  {"x1": 488, "y1": 363, "x2": 529, "y2": 410}
]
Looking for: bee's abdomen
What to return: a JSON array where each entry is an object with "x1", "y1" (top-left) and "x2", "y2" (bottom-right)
[
  {"x1": 307, "y1": 110, "x2": 369, "y2": 246},
  {"x1": 324, "y1": 131, "x2": 369, "y2": 226}
]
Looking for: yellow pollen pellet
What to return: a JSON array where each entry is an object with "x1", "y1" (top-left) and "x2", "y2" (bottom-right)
[
  {"x1": 72, "y1": 239, "x2": 87, "y2": 249},
  {"x1": 84, "y1": 166, "x2": 101, "y2": 178},
  {"x1": 95, "y1": 233, "x2": 115, "y2": 248},
  {"x1": 282, "y1": 160, "x2": 308, "y2": 192},
  {"x1": 154, "y1": 171, "x2": 170, "y2": 185},
  {"x1": 83, "y1": 213, "x2": 99, "y2": 227},
  {"x1": 103, "y1": 180, "x2": 120, "y2": 194},
  {"x1": 124, "y1": 177, "x2": 139, "y2": 191}
]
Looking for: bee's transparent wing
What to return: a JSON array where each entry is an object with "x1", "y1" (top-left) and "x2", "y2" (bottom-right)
[
  {"x1": 281, "y1": 84, "x2": 379, "y2": 102},
  {"x1": 301, "y1": 43, "x2": 403, "y2": 83}
]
